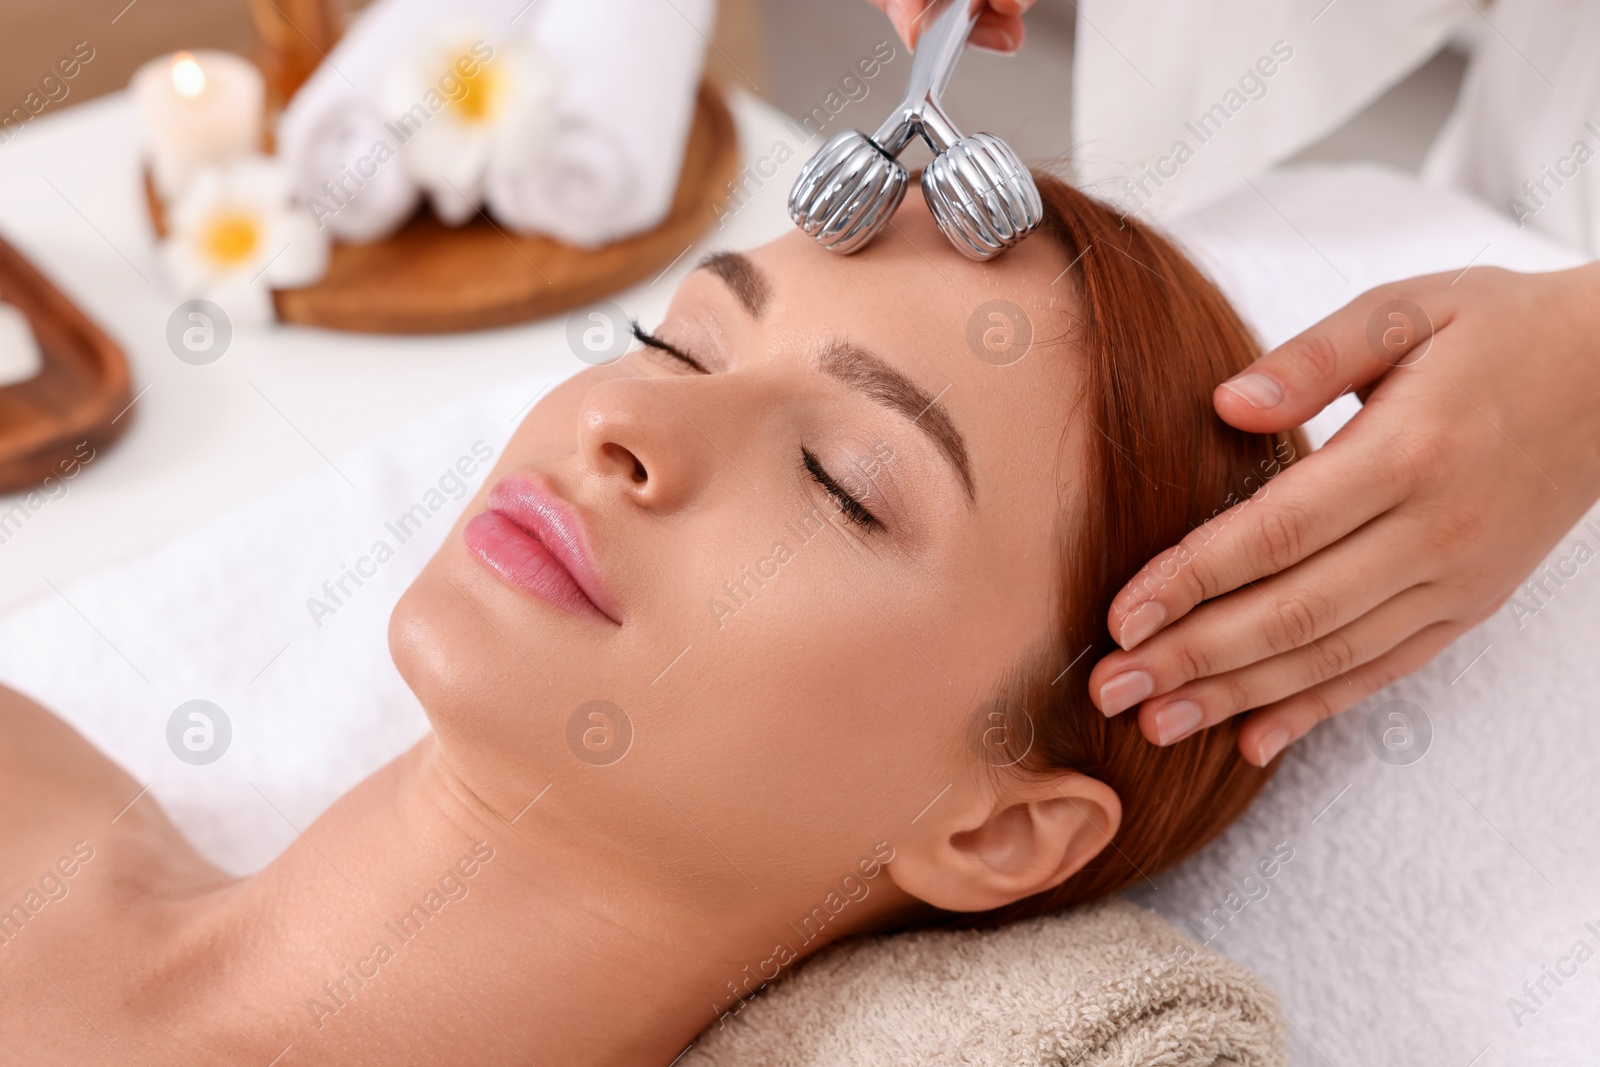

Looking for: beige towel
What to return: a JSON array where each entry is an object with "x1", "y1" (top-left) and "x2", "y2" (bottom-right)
[{"x1": 685, "y1": 899, "x2": 1284, "y2": 1067}]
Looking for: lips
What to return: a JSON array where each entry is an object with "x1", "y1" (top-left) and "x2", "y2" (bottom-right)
[{"x1": 463, "y1": 472, "x2": 620, "y2": 624}]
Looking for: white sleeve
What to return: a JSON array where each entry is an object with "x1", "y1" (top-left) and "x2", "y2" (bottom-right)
[
  {"x1": 1069, "y1": 0, "x2": 1470, "y2": 220},
  {"x1": 1422, "y1": 0, "x2": 1600, "y2": 258}
]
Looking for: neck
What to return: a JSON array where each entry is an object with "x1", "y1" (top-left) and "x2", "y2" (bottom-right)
[{"x1": 158, "y1": 737, "x2": 891, "y2": 1065}]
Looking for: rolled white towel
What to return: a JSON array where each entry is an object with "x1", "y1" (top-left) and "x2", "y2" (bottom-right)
[
  {"x1": 277, "y1": 0, "x2": 539, "y2": 239},
  {"x1": 486, "y1": 0, "x2": 714, "y2": 247},
  {"x1": 378, "y1": 15, "x2": 562, "y2": 227},
  {"x1": 274, "y1": 0, "x2": 438, "y2": 242},
  {"x1": 0, "y1": 303, "x2": 42, "y2": 388},
  {"x1": 276, "y1": 73, "x2": 419, "y2": 243},
  {"x1": 278, "y1": 0, "x2": 711, "y2": 247}
]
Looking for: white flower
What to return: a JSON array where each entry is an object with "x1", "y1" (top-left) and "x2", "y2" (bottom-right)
[
  {"x1": 160, "y1": 156, "x2": 330, "y2": 328},
  {"x1": 382, "y1": 28, "x2": 563, "y2": 226}
]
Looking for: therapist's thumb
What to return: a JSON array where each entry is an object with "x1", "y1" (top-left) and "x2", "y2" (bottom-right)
[{"x1": 1213, "y1": 294, "x2": 1411, "y2": 433}]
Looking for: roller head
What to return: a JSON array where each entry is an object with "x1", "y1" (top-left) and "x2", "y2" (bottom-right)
[
  {"x1": 920, "y1": 132, "x2": 1043, "y2": 261},
  {"x1": 786, "y1": 129, "x2": 909, "y2": 256}
]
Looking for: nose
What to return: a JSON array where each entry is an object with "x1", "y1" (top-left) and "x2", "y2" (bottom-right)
[{"x1": 576, "y1": 376, "x2": 722, "y2": 512}]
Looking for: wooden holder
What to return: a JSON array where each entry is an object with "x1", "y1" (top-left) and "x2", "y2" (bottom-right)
[
  {"x1": 0, "y1": 234, "x2": 133, "y2": 495},
  {"x1": 248, "y1": 0, "x2": 342, "y2": 131},
  {"x1": 276, "y1": 84, "x2": 738, "y2": 333},
  {"x1": 231, "y1": 0, "x2": 739, "y2": 334}
]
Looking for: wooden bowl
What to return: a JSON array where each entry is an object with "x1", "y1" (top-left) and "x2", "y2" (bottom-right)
[{"x1": 0, "y1": 234, "x2": 133, "y2": 496}]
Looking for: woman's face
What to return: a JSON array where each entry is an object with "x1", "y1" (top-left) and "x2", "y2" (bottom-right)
[{"x1": 392, "y1": 189, "x2": 1085, "y2": 897}]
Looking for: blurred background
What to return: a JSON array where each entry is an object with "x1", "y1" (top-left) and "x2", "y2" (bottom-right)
[{"x1": 3, "y1": 0, "x2": 1467, "y2": 175}]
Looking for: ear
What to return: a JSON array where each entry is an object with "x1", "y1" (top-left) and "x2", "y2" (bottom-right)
[{"x1": 886, "y1": 772, "x2": 1122, "y2": 913}]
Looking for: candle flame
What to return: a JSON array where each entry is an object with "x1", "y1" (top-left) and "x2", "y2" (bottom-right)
[{"x1": 171, "y1": 53, "x2": 207, "y2": 98}]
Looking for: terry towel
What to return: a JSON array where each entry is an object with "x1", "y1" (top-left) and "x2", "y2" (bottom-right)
[
  {"x1": 277, "y1": 0, "x2": 712, "y2": 246},
  {"x1": 684, "y1": 899, "x2": 1284, "y2": 1067}
]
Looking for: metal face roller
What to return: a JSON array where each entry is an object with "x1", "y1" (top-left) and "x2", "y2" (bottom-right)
[
  {"x1": 921, "y1": 132, "x2": 1042, "y2": 260},
  {"x1": 786, "y1": 129, "x2": 910, "y2": 255},
  {"x1": 786, "y1": 0, "x2": 1043, "y2": 260}
]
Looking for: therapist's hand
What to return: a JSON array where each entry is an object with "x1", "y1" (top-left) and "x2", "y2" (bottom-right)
[
  {"x1": 1088, "y1": 263, "x2": 1600, "y2": 765},
  {"x1": 866, "y1": 0, "x2": 1037, "y2": 52}
]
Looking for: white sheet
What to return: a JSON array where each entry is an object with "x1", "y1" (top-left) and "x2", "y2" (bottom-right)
[
  {"x1": 1146, "y1": 165, "x2": 1598, "y2": 1067},
  {"x1": 0, "y1": 383, "x2": 529, "y2": 870},
  {"x1": 2, "y1": 164, "x2": 1596, "y2": 1063}
]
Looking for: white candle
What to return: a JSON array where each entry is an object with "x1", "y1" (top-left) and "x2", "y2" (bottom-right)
[
  {"x1": 132, "y1": 50, "x2": 264, "y2": 201},
  {"x1": 0, "y1": 302, "x2": 42, "y2": 388}
]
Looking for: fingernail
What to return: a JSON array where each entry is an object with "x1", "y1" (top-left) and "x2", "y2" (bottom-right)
[
  {"x1": 1154, "y1": 700, "x2": 1203, "y2": 745},
  {"x1": 1254, "y1": 727, "x2": 1292, "y2": 765},
  {"x1": 970, "y1": 28, "x2": 1020, "y2": 53},
  {"x1": 1099, "y1": 670, "x2": 1154, "y2": 717},
  {"x1": 1117, "y1": 600, "x2": 1166, "y2": 650},
  {"x1": 1220, "y1": 372, "x2": 1283, "y2": 409}
]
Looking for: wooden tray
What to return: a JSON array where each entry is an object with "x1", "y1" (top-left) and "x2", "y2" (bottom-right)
[
  {"x1": 275, "y1": 81, "x2": 739, "y2": 333},
  {"x1": 147, "y1": 81, "x2": 740, "y2": 334},
  {"x1": 0, "y1": 234, "x2": 133, "y2": 495}
]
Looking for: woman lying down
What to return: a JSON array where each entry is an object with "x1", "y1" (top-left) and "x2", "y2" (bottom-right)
[{"x1": 1, "y1": 173, "x2": 1298, "y2": 1064}]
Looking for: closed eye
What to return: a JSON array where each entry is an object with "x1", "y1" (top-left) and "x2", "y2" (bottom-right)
[
  {"x1": 631, "y1": 320, "x2": 710, "y2": 374},
  {"x1": 631, "y1": 320, "x2": 880, "y2": 531},
  {"x1": 801, "y1": 446, "x2": 881, "y2": 531}
]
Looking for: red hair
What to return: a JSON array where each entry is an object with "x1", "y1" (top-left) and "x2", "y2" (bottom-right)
[{"x1": 919, "y1": 172, "x2": 1301, "y2": 928}]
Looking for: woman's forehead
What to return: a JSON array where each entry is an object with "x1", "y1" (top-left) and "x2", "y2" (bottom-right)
[
  {"x1": 729, "y1": 195, "x2": 1081, "y2": 498},
  {"x1": 755, "y1": 186, "x2": 1069, "y2": 311}
]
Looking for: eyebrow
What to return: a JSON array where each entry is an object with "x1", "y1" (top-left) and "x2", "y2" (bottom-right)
[
  {"x1": 699, "y1": 251, "x2": 770, "y2": 318},
  {"x1": 696, "y1": 251, "x2": 976, "y2": 502},
  {"x1": 819, "y1": 340, "x2": 975, "y2": 503}
]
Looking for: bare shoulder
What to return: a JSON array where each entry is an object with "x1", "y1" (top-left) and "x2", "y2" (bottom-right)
[
  {"x1": 0, "y1": 683, "x2": 144, "y2": 859},
  {"x1": 0, "y1": 686, "x2": 228, "y2": 1056}
]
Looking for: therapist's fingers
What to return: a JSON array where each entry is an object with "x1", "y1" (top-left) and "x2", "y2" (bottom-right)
[
  {"x1": 1235, "y1": 619, "x2": 1466, "y2": 765},
  {"x1": 967, "y1": 0, "x2": 1033, "y2": 51},
  {"x1": 1093, "y1": 510, "x2": 1416, "y2": 713},
  {"x1": 1214, "y1": 278, "x2": 1457, "y2": 435},
  {"x1": 867, "y1": 0, "x2": 914, "y2": 45},
  {"x1": 873, "y1": 0, "x2": 1033, "y2": 51},
  {"x1": 1103, "y1": 418, "x2": 1405, "y2": 650},
  {"x1": 1128, "y1": 582, "x2": 1442, "y2": 746},
  {"x1": 967, "y1": 11, "x2": 1028, "y2": 52}
]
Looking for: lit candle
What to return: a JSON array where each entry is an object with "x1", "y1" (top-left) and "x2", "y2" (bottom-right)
[
  {"x1": 0, "y1": 302, "x2": 42, "y2": 388},
  {"x1": 131, "y1": 50, "x2": 264, "y2": 201}
]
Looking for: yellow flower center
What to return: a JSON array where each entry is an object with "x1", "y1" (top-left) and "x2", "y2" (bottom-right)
[
  {"x1": 200, "y1": 210, "x2": 262, "y2": 268},
  {"x1": 449, "y1": 59, "x2": 503, "y2": 125}
]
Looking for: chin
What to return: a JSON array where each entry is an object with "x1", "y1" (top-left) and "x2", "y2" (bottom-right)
[
  {"x1": 388, "y1": 559, "x2": 557, "y2": 771},
  {"x1": 388, "y1": 568, "x2": 461, "y2": 716}
]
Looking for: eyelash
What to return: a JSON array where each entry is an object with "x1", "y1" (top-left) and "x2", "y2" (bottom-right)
[
  {"x1": 632, "y1": 320, "x2": 882, "y2": 532},
  {"x1": 802, "y1": 447, "x2": 881, "y2": 531},
  {"x1": 631, "y1": 320, "x2": 707, "y2": 373}
]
